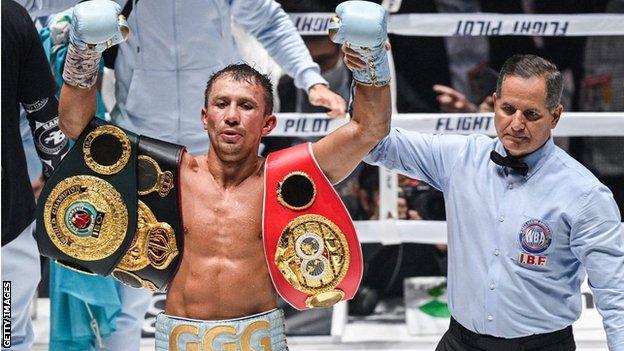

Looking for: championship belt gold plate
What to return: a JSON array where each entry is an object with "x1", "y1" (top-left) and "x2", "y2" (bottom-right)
[
  {"x1": 111, "y1": 269, "x2": 159, "y2": 291},
  {"x1": 138, "y1": 155, "x2": 174, "y2": 197},
  {"x1": 117, "y1": 201, "x2": 179, "y2": 272},
  {"x1": 275, "y1": 214, "x2": 349, "y2": 307},
  {"x1": 83, "y1": 125, "x2": 132, "y2": 175},
  {"x1": 42, "y1": 175, "x2": 128, "y2": 261}
]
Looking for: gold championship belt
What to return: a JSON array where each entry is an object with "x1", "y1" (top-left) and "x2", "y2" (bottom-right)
[
  {"x1": 263, "y1": 143, "x2": 363, "y2": 310},
  {"x1": 36, "y1": 119, "x2": 184, "y2": 291}
]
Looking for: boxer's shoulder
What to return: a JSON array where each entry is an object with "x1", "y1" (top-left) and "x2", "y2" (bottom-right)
[
  {"x1": 258, "y1": 155, "x2": 267, "y2": 175},
  {"x1": 181, "y1": 152, "x2": 200, "y2": 171}
]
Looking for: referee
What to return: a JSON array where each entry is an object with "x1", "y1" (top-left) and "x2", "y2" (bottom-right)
[{"x1": 345, "y1": 52, "x2": 624, "y2": 350}]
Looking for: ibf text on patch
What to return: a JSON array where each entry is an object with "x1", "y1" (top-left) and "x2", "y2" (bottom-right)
[{"x1": 519, "y1": 253, "x2": 547, "y2": 266}]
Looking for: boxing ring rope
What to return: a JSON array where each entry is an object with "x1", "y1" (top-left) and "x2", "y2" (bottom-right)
[
  {"x1": 270, "y1": 112, "x2": 624, "y2": 246},
  {"x1": 272, "y1": 112, "x2": 624, "y2": 137},
  {"x1": 289, "y1": 13, "x2": 624, "y2": 36}
]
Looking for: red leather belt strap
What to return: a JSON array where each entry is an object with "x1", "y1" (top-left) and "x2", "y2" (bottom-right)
[{"x1": 263, "y1": 143, "x2": 362, "y2": 310}]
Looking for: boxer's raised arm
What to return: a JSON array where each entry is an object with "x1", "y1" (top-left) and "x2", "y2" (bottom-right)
[
  {"x1": 312, "y1": 1, "x2": 391, "y2": 183},
  {"x1": 59, "y1": 82, "x2": 97, "y2": 140},
  {"x1": 58, "y1": 0, "x2": 128, "y2": 139},
  {"x1": 313, "y1": 84, "x2": 391, "y2": 184}
]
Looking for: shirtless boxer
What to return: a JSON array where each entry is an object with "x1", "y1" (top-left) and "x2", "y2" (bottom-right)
[{"x1": 54, "y1": 1, "x2": 391, "y2": 349}]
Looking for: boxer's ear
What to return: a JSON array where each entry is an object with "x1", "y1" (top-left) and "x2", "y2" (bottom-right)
[
  {"x1": 201, "y1": 108, "x2": 209, "y2": 131},
  {"x1": 262, "y1": 114, "x2": 277, "y2": 136}
]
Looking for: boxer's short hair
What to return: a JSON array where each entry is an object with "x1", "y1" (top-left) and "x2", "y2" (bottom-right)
[
  {"x1": 496, "y1": 54, "x2": 563, "y2": 111},
  {"x1": 204, "y1": 63, "x2": 274, "y2": 115}
]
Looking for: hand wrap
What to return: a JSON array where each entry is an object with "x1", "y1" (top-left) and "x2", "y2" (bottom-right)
[{"x1": 62, "y1": 0, "x2": 128, "y2": 88}]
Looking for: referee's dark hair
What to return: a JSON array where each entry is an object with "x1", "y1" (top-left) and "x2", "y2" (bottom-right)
[{"x1": 496, "y1": 54, "x2": 563, "y2": 111}]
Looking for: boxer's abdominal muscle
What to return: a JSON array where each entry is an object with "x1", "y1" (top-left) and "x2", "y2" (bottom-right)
[{"x1": 164, "y1": 155, "x2": 278, "y2": 320}]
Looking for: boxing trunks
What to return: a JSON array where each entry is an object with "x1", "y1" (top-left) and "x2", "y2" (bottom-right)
[
  {"x1": 36, "y1": 118, "x2": 184, "y2": 292},
  {"x1": 155, "y1": 309, "x2": 287, "y2": 351},
  {"x1": 264, "y1": 142, "x2": 363, "y2": 310}
]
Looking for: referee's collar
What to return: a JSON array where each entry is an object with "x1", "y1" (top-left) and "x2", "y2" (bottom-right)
[{"x1": 494, "y1": 137, "x2": 555, "y2": 179}]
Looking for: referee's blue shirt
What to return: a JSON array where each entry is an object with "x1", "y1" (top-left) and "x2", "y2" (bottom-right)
[{"x1": 365, "y1": 128, "x2": 624, "y2": 350}]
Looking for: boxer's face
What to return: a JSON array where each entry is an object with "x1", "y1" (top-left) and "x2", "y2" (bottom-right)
[
  {"x1": 202, "y1": 76, "x2": 276, "y2": 161},
  {"x1": 493, "y1": 75, "x2": 562, "y2": 157}
]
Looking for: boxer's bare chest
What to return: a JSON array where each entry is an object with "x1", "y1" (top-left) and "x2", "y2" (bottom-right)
[
  {"x1": 165, "y1": 155, "x2": 277, "y2": 318},
  {"x1": 179, "y1": 158, "x2": 265, "y2": 257}
]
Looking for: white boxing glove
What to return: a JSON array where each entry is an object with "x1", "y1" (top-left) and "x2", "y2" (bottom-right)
[
  {"x1": 329, "y1": 1, "x2": 389, "y2": 86},
  {"x1": 70, "y1": 0, "x2": 128, "y2": 52},
  {"x1": 63, "y1": 0, "x2": 129, "y2": 88}
]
